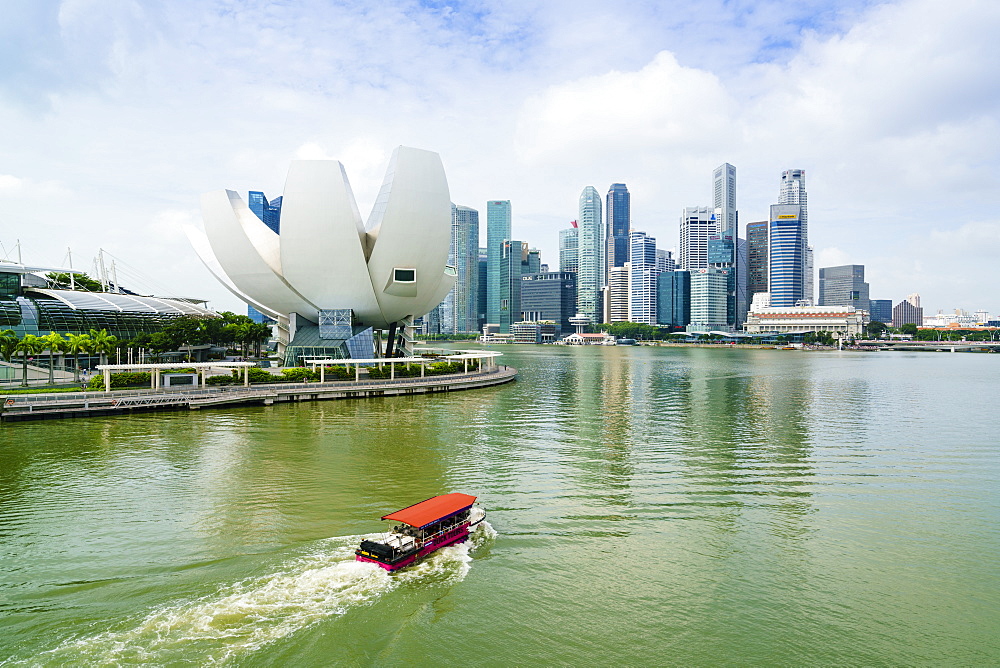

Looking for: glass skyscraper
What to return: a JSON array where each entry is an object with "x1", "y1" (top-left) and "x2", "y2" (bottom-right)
[
  {"x1": 818, "y1": 264, "x2": 869, "y2": 313},
  {"x1": 577, "y1": 186, "x2": 603, "y2": 323},
  {"x1": 449, "y1": 204, "x2": 480, "y2": 333},
  {"x1": 606, "y1": 184, "x2": 630, "y2": 278},
  {"x1": 708, "y1": 234, "x2": 736, "y2": 328},
  {"x1": 248, "y1": 191, "x2": 282, "y2": 234},
  {"x1": 768, "y1": 204, "x2": 804, "y2": 307},
  {"x1": 778, "y1": 169, "x2": 810, "y2": 302},
  {"x1": 629, "y1": 231, "x2": 658, "y2": 325},
  {"x1": 657, "y1": 270, "x2": 690, "y2": 328},
  {"x1": 559, "y1": 224, "x2": 579, "y2": 273},
  {"x1": 713, "y1": 163, "x2": 737, "y2": 237},
  {"x1": 746, "y1": 220, "x2": 768, "y2": 300},
  {"x1": 486, "y1": 200, "x2": 511, "y2": 330}
]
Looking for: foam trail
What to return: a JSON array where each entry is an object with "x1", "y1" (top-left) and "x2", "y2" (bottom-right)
[{"x1": 24, "y1": 523, "x2": 496, "y2": 666}]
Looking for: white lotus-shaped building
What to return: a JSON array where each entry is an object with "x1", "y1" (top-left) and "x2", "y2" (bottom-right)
[{"x1": 188, "y1": 146, "x2": 456, "y2": 362}]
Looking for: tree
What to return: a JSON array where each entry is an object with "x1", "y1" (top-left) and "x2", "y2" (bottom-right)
[
  {"x1": 866, "y1": 321, "x2": 888, "y2": 339},
  {"x1": 900, "y1": 323, "x2": 918, "y2": 336},
  {"x1": 64, "y1": 332, "x2": 90, "y2": 383},
  {"x1": 89, "y1": 328, "x2": 118, "y2": 366},
  {"x1": 14, "y1": 334, "x2": 43, "y2": 386},
  {"x1": 41, "y1": 331, "x2": 66, "y2": 385},
  {"x1": 45, "y1": 271, "x2": 104, "y2": 292},
  {"x1": 0, "y1": 329, "x2": 18, "y2": 368}
]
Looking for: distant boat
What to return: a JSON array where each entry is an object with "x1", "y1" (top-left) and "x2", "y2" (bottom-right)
[
  {"x1": 615, "y1": 338, "x2": 637, "y2": 345},
  {"x1": 355, "y1": 493, "x2": 486, "y2": 572}
]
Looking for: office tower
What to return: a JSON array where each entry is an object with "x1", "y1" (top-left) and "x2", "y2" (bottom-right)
[
  {"x1": 689, "y1": 268, "x2": 730, "y2": 332},
  {"x1": 605, "y1": 184, "x2": 630, "y2": 276},
  {"x1": 606, "y1": 264, "x2": 630, "y2": 323},
  {"x1": 486, "y1": 200, "x2": 511, "y2": 329},
  {"x1": 818, "y1": 264, "x2": 870, "y2": 313},
  {"x1": 778, "y1": 169, "x2": 809, "y2": 301},
  {"x1": 713, "y1": 163, "x2": 737, "y2": 237},
  {"x1": 735, "y1": 237, "x2": 748, "y2": 326},
  {"x1": 657, "y1": 270, "x2": 691, "y2": 328},
  {"x1": 656, "y1": 249, "x2": 675, "y2": 273},
  {"x1": 629, "y1": 231, "x2": 658, "y2": 325},
  {"x1": 497, "y1": 240, "x2": 528, "y2": 334},
  {"x1": 449, "y1": 204, "x2": 480, "y2": 333},
  {"x1": 679, "y1": 206, "x2": 717, "y2": 271},
  {"x1": 526, "y1": 248, "x2": 541, "y2": 275},
  {"x1": 520, "y1": 272, "x2": 577, "y2": 334},
  {"x1": 746, "y1": 221, "x2": 768, "y2": 299},
  {"x1": 559, "y1": 223, "x2": 579, "y2": 273},
  {"x1": 477, "y1": 247, "x2": 488, "y2": 331},
  {"x1": 892, "y1": 296, "x2": 923, "y2": 328},
  {"x1": 577, "y1": 186, "x2": 604, "y2": 323},
  {"x1": 248, "y1": 191, "x2": 282, "y2": 234},
  {"x1": 869, "y1": 299, "x2": 892, "y2": 324},
  {"x1": 708, "y1": 234, "x2": 736, "y2": 328},
  {"x1": 768, "y1": 204, "x2": 805, "y2": 307}
]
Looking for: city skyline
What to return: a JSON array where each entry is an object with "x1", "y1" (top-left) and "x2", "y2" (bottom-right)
[{"x1": 1, "y1": 1, "x2": 998, "y2": 315}]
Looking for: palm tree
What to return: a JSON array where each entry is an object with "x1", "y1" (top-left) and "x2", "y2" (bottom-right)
[
  {"x1": 14, "y1": 334, "x2": 43, "y2": 386},
  {"x1": 88, "y1": 329, "x2": 118, "y2": 366},
  {"x1": 0, "y1": 329, "x2": 17, "y2": 381},
  {"x1": 64, "y1": 332, "x2": 90, "y2": 383},
  {"x1": 41, "y1": 331, "x2": 66, "y2": 385}
]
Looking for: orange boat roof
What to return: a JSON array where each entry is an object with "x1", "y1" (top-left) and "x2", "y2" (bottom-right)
[{"x1": 381, "y1": 493, "x2": 477, "y2": 528}]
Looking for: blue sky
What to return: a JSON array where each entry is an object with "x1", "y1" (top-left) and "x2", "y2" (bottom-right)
[{"x1": 1, "y1": 0, "x2": 998, "y2": 316}]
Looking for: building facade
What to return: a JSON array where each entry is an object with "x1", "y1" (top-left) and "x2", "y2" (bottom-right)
[
  {"x1": 486, "y1": 200, "x2": 511, "y2": 329},
  {"x1": 778, "y1": 169, "x2": 810, "y2": 303},
  {"x1": 744, "y1": 305, "x2": 869, "y2": 336},
  {"x1": 605, "y1": 183, "x2": 630, "y2": 278},
  {"x1": 892, "y1": 296, "x2": 924, "y2": 328},
  {"x1": 768, "y1": 204, "x2": 804, "y2": 307},
  {"x1": 869, "y1": 299, "x2": 892, "y2": 324},
  {"x1": 577, "y1": 186, "x2": 604, "y2": 324},
  {"x1": 628, "y1": 231, "x2": 658, "y2": 325},
  {"x1": 248, "y1": 191, "x2": 282, "y2": 234},
  {"x1": 499, "y1": 239, "x2": 529, "y2": 333},
  {"x1": 449, "y1": 204, "x2": 480, "y2": 333},
  {"x1": 520, "y1": 271, "x2": 577, "y2": 335},
  {"x1": 559, "y1": 223, "x2": 579, "y2": 273},
  {"x1": 679, "y1": 206, "x2": 717, "y2": 271},
  {"x1": 708, "y1": 234, "x2": 736, "y2": 327},
  {"x1": 713, "y1": 163, "x2": 737, "y2": 237},
  {"x1": 818, "y1": 264, "x2": 869, "y2": 314},
  {"x1": 606, "y1": 264, "x2": 630, "y2": 323},
  {"x1": 746, "y1": 220, "x2": 768, "y2": 299},
  {"x1": 657, "y1": 270, "x2": 690, "y2": 329},
  {"x1": 656, "y1": 249, "x2": 676, "y2": 273},
  {"x1": 688, "y1": 268, "x2": 730, "y2": 332}
]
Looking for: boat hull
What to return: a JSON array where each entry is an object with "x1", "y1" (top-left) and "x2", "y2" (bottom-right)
[{"x1": 356, "y1": 523, "x2": 470, "y2": 572}]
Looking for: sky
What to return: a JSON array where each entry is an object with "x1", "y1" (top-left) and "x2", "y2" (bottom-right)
[{"x1": 2, "y1": 0, "x2": 999, "y2": 317}]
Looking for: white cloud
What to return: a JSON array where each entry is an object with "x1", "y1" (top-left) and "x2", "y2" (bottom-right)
[{"x1": 0, "y1": 174, "x2": 23, "y2": 191}]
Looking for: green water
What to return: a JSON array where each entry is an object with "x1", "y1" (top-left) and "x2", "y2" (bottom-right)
[{"x1": 1, "y1": 346, "x2": 998, "y2": 666}]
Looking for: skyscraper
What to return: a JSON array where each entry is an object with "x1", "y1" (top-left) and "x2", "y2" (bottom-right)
[
  {"x1": 248, "y1": 191, "x2": 282, "y2": 234},
  {"x1": 559, "y1": 223, "x2": 579, "y2": 273},
  {"x1": 713, "y1": 163, "x2": 737, "y2": 237},
  {"x1": 708, "y1": 234, "x2": 736, "y2": 328},
  {"x1": 778, "y1": 169, "x2": 810, "y2": 302},
  {"x1": 892, "y1": 295, "x2": 923, "y2": 328},
  {"x1": 657, "y1": 270, "x2": 690, "y2": 328},
  {"x1": 486, "y1": 200, "x2": 511, "y2": 329},
  {"x1": 606, "y1": 264, "x2": 630, "y2": 323},
  {"x1": 869, "y1": 299, "x2": 892, "y2": 324},
  {"x1": 577, "y1": 186, "x2": 603, "y2": 323},
  {"x1": 450, "y1": 204, "x2": 480, "y2": 333},
  {"x1": 629, "y1": 231, "x2": 658, "y2": 325},
  {"x1": 818, "y1": 264, "x2": 869, "y2": 313},
  {"x1": 689, "y1": 268, "x2": 730, "y2": 332},
  {"x1": 679, "y1": 206, "x2": 716, "y2": 271},
  {"x1": 605, "y1": 184, "x2": 630, "y2": 277},
  {"x1": 520, "y1": 271, "x2": 577, "y2": 334},
  {"x1": 768, "y1": 204, "x2": 804, "y2": 307},
  {"x1": 656, "y1": 249, "x2": 676, "y2": 273},
  {"x1": 735, "y1": 237, "x2": 748, "y2": 326},
  {"x1": 499, "y1": 239, "x2": 528, "y2": 332},
  {"x1": 746, "y1": 220, "x2": 768, "y2": 299}
]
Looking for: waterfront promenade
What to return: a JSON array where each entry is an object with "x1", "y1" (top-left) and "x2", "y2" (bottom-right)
[{"x1": 0, "y1": 365, "x2": 517, "y2": 422}]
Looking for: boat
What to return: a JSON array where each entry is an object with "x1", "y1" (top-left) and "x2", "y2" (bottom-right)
[{"x1": 355, "y1": 493, "x2": 486, "y2": 572}]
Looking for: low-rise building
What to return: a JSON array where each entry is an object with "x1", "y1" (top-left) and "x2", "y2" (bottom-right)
[{"x1": 744, "y1": 304, "x2": 869, "y2": 336}]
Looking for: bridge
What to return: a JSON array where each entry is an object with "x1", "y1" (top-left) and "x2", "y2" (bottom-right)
[{"x1": 856, "y1": 340, "x2": 1000, "y2": 352}]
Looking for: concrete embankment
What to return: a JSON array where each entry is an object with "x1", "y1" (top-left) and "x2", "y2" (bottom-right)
[{"x1": 1, "y1": 366, "x2": 517, "y2": 423}]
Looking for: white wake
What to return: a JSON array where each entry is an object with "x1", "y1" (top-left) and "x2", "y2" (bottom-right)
[{"x1": 24, "y1": 522, "x2": 496, "y2": 666}]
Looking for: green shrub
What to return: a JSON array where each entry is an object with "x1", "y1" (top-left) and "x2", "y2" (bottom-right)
[
  {"x1": 281, "y1": 367, "x2": 318, "y2": 382},
  {"x1": 87, "y1": 372, "x2": 152, "y2": 390},
  {"x1": 206, "y1": 375, "x2": 236, "y2": 386},
  {"x1": 322, "y1": 366, "x2": 354, "y2": 380},
  {"x1": 232, "y1": 367, "x2": 279, "y2": 384}
]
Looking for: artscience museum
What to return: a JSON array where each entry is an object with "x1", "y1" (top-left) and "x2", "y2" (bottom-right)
[{"x1": 189, "y1": 146, "x2": 456, "y2": 365}]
